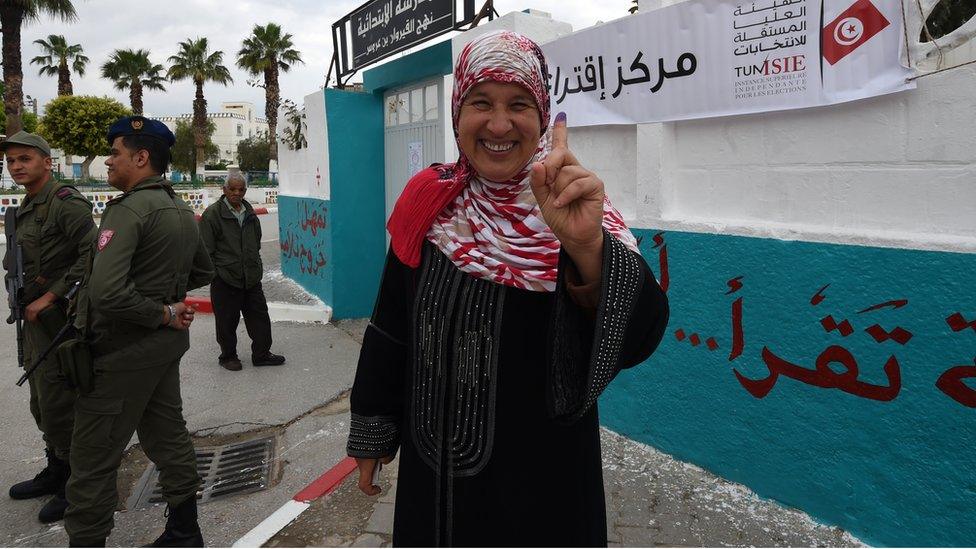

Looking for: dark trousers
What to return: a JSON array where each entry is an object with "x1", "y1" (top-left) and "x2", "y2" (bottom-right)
[
  {"x1": 211, "y1": 276, "x2": 273, "y2": 359},
  {"x1": 65, "y1": 359, "x2": 200, "y2": 542},
  {"x1": 24, "y1": 318, "x2": 76, "y2": 459}
]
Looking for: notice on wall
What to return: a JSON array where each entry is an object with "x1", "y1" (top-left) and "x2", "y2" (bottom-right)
[
  {"x1": 408, "y1": 141, "x2": 423, "y2": 176},
  {"x1": 542, "y1": 0, "x2": 914, "y2": 126}
]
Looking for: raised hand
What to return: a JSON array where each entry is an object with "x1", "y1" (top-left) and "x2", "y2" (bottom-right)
[{"x1": 529, "y1": 112, "x2": 605, "y2": 284}]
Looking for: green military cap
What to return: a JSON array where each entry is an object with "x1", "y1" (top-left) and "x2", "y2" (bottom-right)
[{"x1": 1, "y1": 130, "x2": 52, "y2": 156}]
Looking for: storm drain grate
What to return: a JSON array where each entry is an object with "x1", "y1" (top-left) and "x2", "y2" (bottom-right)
[{"x1": 127, "y1": 435, "x2": 277, "y2": 510}]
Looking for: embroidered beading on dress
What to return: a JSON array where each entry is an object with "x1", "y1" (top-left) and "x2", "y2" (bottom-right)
[
  {"x1": 548, "y1": 230, "x2": 643, "y2": 423},
  {"x1": 412, "y1": 244, "x2": 505, "y2": 477},
  {"x1": 347, "y1": 413, "x2": 400, "y2": 458}
]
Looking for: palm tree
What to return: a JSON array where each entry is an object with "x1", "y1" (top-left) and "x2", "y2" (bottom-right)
[
  {"x1": 0, "y1": 0, "x2": 78, "y2": 135},
  {"x1": 237, "y1": 23, "x2": 303, "y2": 165},
  {"x1": 167, "y1": 37, "x2": 232, "y2": 178},
  {"x1": 101, "y1": 49, "x2": 166, "y2": 115},
  {"x1": 30, "y1": 34, "x2": 88, "y2": 96}
]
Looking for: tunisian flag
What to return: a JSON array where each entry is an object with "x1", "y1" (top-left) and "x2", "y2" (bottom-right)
[{"x1": 822, "y1": 0, "x2": 891, "y2": 65}]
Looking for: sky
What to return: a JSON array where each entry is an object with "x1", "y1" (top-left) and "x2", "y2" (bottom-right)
[{"x1": 21, "y1": 0, "x2": 628, "y2": 118}]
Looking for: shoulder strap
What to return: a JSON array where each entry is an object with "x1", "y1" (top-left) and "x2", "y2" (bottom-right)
[{"x1": 54, "y1": 183, "x2": 81, "y2": 201}]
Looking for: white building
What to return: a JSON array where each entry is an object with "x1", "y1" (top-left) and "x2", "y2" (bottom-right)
[{"x1": 158, "y1": 101, "x2": 269, "y2": 165}]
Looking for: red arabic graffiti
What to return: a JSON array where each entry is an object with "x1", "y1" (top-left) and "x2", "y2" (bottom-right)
[
  {"x1": 727, "y1": 276, "x2": 744, "y2": 362},
  {"x1": 732, "y1": 284, "x2": 912, "y2": 402},
  {"x1": 671, "y1": 275, "x2": 741, "y2": 354},
  {"x1": 810, "y1": 284, "x2": 829, "y2": 306},
  {"x1": 651, "y1": 232, "x2": 669, "y2": 293},
  {"x1": 935, "y1": 314, "x2": 976, "y2": 408},
  {"x1": 299, "y1": 202, "x2": 328, "y2": 237},
  {"x1": 820, "y1": 315, "x2": 854, "y2": 337},
  {"x1": 735, "y1": 346, "x2": 901, "y2": 401},
  {"x1": 857, "y1": 300, "x2": 908, "y2": 314},
  {"x1": 936, "y1": 360, "x2": 976, "y2": 408},
  {"x1": 280, "y1": 230, "x2": 327, "y2": 275},
  {"x1": 674, "y1": 329, "x2": 719, "y2": 350},
  {"x1": 946, "y1": 312, "x2": 976, "y2": 333},
  {"x1": 645, "y1": 231, "x2": 972, "y2": 408}
]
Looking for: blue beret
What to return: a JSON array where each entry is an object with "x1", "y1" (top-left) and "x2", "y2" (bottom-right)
[{"x1": 107, "y1": 116, "x2": 175, "y2": 147}]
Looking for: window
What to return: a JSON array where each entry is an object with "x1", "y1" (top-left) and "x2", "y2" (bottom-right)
[
  {"x1": 386, "y1": 96, "x2": 399, "y2": 127},
  {"x1": 386, "y1": 83, "x2": 440, "y2": 127},
  {"x1": 237, "y1": 124, "x2": 244, "y2": 137},
  {"x1": 410, "y1": 89, "x2": 424, "y2": 123},
  {"x1": 425, "y1": 84, "x2": 438, "y2": 121},
  {"x1": 397, "y1": 92, "x2": 410, "y2": 125}
]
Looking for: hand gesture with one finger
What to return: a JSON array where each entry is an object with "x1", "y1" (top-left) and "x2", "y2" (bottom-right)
[{"x1": 529, "y1": 112, "x2": 605, "y2": 284}]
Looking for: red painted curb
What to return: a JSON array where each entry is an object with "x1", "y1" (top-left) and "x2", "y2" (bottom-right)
[
  {"x1": 184, "y1": 296, "x2": 213, "y2": 314},
  {"x1": 293, "y1": 457, "x2": 358, "y2": 503}
]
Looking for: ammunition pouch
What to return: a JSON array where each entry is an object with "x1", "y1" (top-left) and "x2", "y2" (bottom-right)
[{"x1": 57, "y1": 338, "x2": 94, "y2": 394}]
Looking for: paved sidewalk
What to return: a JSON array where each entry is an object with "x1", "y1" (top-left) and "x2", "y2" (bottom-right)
[{"x1": 269, "y1": 426, "x2": 861, "y2": 547}]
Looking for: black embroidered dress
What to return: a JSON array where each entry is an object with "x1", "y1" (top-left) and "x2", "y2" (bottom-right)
[{"x1": 347, "y1": 232, "x2": 669, "y2": 547}]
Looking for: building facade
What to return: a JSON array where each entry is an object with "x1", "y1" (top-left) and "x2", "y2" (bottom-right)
[{"x1": 157, "y1": 101, "x2": 269, "y2": 165}]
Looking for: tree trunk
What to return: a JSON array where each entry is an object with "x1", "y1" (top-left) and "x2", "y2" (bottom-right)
[
  {"x1": 58, "y1": 62, "x2": 72, "y2": 96},
  {"x1": 265, "y1": 63, "x2": 279, "y2": 163},
  {"x1": 0, "y1": 6, "x2": 25, "y2": 135},
  {"x1": 81, "y1": 155, "x2": 95, "y2": 180},
  {"x1": 130, "y1": 79, "x2": 143, "y2": 115},
  {"x1": 192, "y1": 79, "x2": 207, "y2": 178}
]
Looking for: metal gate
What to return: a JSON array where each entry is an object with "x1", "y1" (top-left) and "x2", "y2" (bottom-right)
[{"x1": 383, "y1": 79, "x2": 445, "y2": 225}]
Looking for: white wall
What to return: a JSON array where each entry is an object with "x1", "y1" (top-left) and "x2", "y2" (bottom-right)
[
  {"x1": 567, "y1": 8, "x2": 976, "y2": 254},
  {"x1": 277, "y1": 88, "x2": 329, "y2": 199},
  {"x1": 613, "y1": 69, "x2": 976, "y2": 253},
  {"x1": 451, "y1": 10, "x2": 574, "y2": 65}
]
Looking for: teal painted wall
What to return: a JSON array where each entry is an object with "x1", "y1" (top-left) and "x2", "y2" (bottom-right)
[
  {"x1": 325, "y1": 89, "x2": 386, "y2": 319},
  {"x1": 601, "y1": 228, "x2": 976, "y2": 547},
  {"x1": 363, "y1": 40, "x2": 453, "y2": 94},
  {"x1": 278, "y1": 195, "x2": 332, "y2": 306},
  {"x1": 279, "y1": 39, "x2": 450, "y2": 317}
]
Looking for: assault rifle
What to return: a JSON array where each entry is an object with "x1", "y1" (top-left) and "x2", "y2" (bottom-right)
[
  {"x1": 4, "y1": 207, "x2": 24, "y2": 369},
  {"x1": 16, "y1": 281, "x2": 81, "y2": 387}
]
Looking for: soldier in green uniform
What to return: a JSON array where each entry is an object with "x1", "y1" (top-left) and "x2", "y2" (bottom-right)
[
  {"x1": 2, "y1": 131, "x2": 96, "y2": 523},
  {"x1": 63, "y1": 116, "x2": 213, "y2": 547}
]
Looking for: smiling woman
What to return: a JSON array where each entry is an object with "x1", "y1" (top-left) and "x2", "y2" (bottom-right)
[
  {"x1": 345, "y1": 31, "x2": 669, "y2": 546},
  {"x1": 456, "y1": 81, "x2": 541, "y2": 183}
]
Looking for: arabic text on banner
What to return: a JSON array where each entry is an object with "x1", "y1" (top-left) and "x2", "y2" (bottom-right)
[{"x1": 541, "y1": 0, "x2": 914, "y2": 126}]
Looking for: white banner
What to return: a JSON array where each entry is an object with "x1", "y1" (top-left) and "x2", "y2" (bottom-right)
[{"x1": 541, "y1": 0, "x2": 915, "y2": 126}]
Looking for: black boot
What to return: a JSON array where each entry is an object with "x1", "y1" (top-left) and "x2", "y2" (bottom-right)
[
  {"x1": 145, "y1": 497, "x2": 204, "y2": 547},
  {"x1": 9, "y1": 448, "x2": 69, "y2": 500},
  {"x1": 38, "y1": 490, "x2": 69, "y2": 523}
]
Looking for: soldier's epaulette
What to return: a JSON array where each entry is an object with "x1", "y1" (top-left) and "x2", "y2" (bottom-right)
[{"x1": 55, "y1": 186, "x2": 80, "y2": 200}]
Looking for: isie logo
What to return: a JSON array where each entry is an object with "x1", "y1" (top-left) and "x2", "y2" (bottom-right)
[{"x1": 734, "y1": 54, "x2": 806, "y2": 77}]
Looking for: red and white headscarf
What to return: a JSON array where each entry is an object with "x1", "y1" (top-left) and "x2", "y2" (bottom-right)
[{"x1": 388, "y1": 30, "x2": 638, "y2": 292}]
